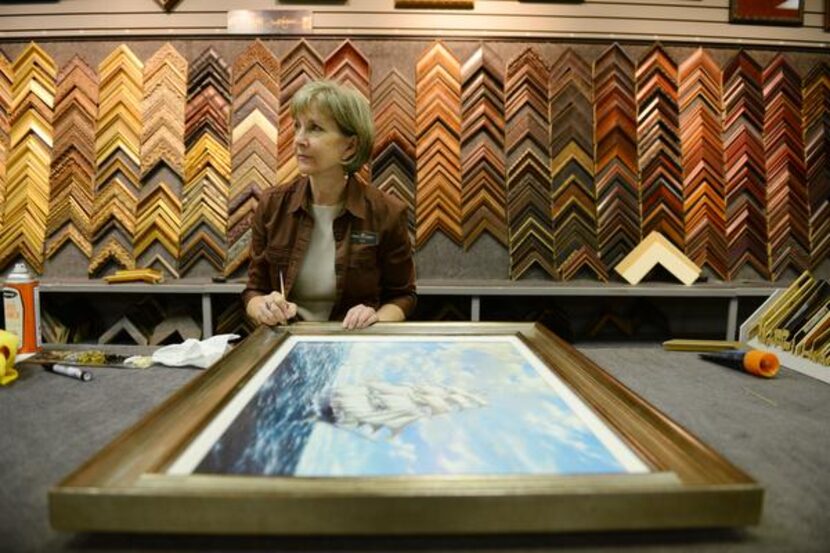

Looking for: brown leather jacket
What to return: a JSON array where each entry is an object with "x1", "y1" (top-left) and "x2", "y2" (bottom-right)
[{"x1": 242, "y1": 176, "x2": 417, "y2": 320}]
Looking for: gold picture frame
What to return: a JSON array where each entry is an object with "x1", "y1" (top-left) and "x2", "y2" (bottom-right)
[{"x1": 50, "y1": 322, "x2": 762, "y2": 534}]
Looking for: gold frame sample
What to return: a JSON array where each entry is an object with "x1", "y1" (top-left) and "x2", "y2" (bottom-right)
[{"x1": 50, "y1": 322, "x2": 762, "y2": 535}]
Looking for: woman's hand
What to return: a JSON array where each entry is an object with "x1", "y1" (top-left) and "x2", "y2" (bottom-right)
[
  {"x1": 342, "y1": 304, "x2": 379, "y2": 330},
  {"x1": 246, "y1": 292, "x2": 297, "y2": 326}
]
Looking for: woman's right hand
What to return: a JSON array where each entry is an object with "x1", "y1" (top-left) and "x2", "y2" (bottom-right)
[{"x1": 246, "y1": 292, "x2": 298, "y2": 326}]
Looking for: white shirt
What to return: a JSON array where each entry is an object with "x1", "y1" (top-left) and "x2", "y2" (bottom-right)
[{"x1": 292, "y1": 203, "x2": 341, "y2": 321}]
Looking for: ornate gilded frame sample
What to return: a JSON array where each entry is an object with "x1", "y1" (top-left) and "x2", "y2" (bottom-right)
[{"x1": 50, "y1": 322, "x2": 762, "y2": 535}]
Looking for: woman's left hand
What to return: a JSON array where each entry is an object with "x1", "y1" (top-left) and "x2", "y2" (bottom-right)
[{"x1": 342, "y1": 304, "x2": 379, "y2": 330}]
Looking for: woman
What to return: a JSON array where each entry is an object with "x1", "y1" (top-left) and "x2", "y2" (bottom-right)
[{"x1": 243, "y1": 80, "x2": 416, "y2": 330}]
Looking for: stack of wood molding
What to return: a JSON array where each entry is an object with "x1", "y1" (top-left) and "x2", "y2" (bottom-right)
[
  {"x1": 460, "y1": 44, "x2": 507, "y2": 250},
  {"x1": 505, "y1": 48, "x2": 554, "y2": 279},
  {"x1": 46, "y1": 56, "x2": 97, "y2": 263},
  {"x1": 415, "y1": 41, "x2": 463, "y2": 249},
  {"x1": 594, "y1": 44, "x2": 639, "y2": 270},
  {"x1": 226, "y1": 40, "x2": 279, "y2": 279},
  {"x1": 550, "y1": 48, "x2": 606, "y2": 281},
  {"x1": 372, "y1": 69, "x2": 416, "y2": 239},
  {"x1": 137, "y1": 43, "x2": 186, "y2": 278},
  {"x1": 89, "y1": 45, "x2": 142, "y2": 276}
]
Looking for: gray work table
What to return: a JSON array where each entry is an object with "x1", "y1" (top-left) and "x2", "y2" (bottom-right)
[{"x1": 1, "y1": 343, "x2": 828, "y2": 553}]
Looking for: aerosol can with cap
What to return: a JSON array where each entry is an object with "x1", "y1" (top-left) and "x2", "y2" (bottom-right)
[{"x1": 3, "y1": 262, "x2": 42, "y2": 354}]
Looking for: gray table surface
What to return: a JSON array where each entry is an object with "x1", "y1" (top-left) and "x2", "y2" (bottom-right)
[{"x1": 1, "y1": 343, "x2": 829, "y2": 553}]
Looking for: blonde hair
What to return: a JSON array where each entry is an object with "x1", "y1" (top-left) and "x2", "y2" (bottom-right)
[{"x1": 290, "y1": 80, "x2": 374, "y2": 174}]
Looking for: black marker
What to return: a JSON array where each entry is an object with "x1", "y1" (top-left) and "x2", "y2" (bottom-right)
[{"x1": 50, "y1": 364, "x2": 93, "y2": 382}]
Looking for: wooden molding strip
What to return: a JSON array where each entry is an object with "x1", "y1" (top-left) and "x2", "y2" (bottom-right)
[
  {"x1": 415, "y1": 41, "x2": 463, "y2": 249},
  {"x1": 679, "y1": 48, "x2": 727, "y2": 280},
  {"x1": 723, "y1": 51, "x2": 768, "y2": 280},
  {"x1": 550, "y1": 48, "x2": 606, "y2": 282},
  {"x1": 506, "y1": 47, "x2": 555, "y2": 280},
  {"x1": 227, "y1": 40, "x2": 279, "y2": 279},
  {"x1": 46, "y1": 55, "x2": 97, "y2": 263},
  {"x1": 0, "y1": 43, "x2": 56, "y2": 274},
  {"x1": 802, "y1": 62, "x2": 830, "y2": 273},
  {"x1": 461, "y1": 44, "x2": 507, "y2": 250},
  {"x1": 372, "y1": 69, "x2": 416, "y2": 239},
  {"x1": 636, "y1": 44, "x2": 684, "y2": 252},
  {"x1": 763, "y1": 54, "x2": 809, "y2": 281},
  {"x1": 137, "y1": 43, "x2": 186, "y2": 278},
  {"x1": 90, "y1": 44, "x2": 142, "y2": 276},
  {"x1": 181, "y1": 47, "x2": 230, "y2": 276},
  {"x1": 0, "y1": 53, "x2": 10, "y2": 238},
  {"x1": 594, "y1": 43, "x2": 640, "y2": 270}
]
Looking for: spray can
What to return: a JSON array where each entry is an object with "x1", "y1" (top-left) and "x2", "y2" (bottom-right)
[{"x1": 3, "y1": 262, "x2": 42, "y2": 354}]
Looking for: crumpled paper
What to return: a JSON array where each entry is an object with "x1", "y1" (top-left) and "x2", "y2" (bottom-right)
[{"x1": 150, "y1": 334, "x2": 240, "y2": 369}]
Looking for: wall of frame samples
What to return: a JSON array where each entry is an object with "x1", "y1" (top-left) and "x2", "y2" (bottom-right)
[
  {"x1": 0, "y1": 38, "x2": 828, "y2": 289},
  {"x1": 0, "y1": 37, "x2": 829, "y2": 343}
]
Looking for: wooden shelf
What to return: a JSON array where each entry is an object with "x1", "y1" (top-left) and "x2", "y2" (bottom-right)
[{"x1": 39, "y1": 278, "x2": 780, "y2": 341}]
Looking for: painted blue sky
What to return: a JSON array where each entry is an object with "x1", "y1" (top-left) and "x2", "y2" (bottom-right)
[{"x1": 294, "y1": 338, "x2": 646, "y2": 477}]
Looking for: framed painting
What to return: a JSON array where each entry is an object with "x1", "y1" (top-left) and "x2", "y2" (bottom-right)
[
  {"x1": 729, "y1": 0, "x2": 804, "y2": 26},
  {"x1": 50, "y1": 323, "x2": 762, "y2": 534}
]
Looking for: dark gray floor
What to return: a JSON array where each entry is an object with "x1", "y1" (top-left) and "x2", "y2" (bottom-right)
[{"x1": 1, "y1": 343, "x2": 829, "y2": 553}]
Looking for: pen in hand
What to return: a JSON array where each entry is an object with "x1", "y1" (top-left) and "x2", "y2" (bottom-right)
[{"x1": 278, "y1": 270, "x2": 296, "y2": 324}]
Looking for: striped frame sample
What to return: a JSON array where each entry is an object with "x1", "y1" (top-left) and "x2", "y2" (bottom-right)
[
  {"x1": 763, "y1": 54, "x2": 809, "y2": 281},
  {"x1": 679, "y1": 48, "x2": 727, "y2": 280},
  {"x1": 372, "y1": 69, "x2": 417, "y2": 238},
  {"x1": 594, "y1": 43, "x2": 640, "y2": 270},
  {"x1": 636, "y1": 44, "x2": 683, "y2": 251},
  {"x1": 415, "y1": 41, "x2": 463, "y2": 249},
  {"x1": 0, "y1": 44, "x2": 56, "y2": 274},
  {"x1": 460, "y1": 44, "x2": 507, "y2": 250},
  {"x1": 803, "y1": 63, "x2": 830, "y2": 271},
  {"x1": 0, "y1": 53, "x2": 10, "y2": 235},
  {"x1": 89, "y1": 45, "x2": 143, "y2": 276},
  {"x1": 722, "y1": 51, "x2": 768, "y2": 280},
  {"x1": 550, "y1": 48, "x2": 606, "y2": 281},
  {"x1": 226, "y1": 40, "x2": 279, "y2": 278},
  {"x1": 506, "y1": 47, "x2": 555, "y2": 279},
  {"x1": 180, "y1": 47, "x2": 230, "y2": 275},
  {"x1": 46, "y1": 55, "x2": 97, "y2": 263},
  {"x1": 138, "y1": 43, "x2": 186, "y2": 278}
]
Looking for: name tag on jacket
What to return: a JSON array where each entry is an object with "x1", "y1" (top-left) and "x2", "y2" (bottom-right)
[{"x1": 350, "y1": 231, "x2": 378, "y2": 245}]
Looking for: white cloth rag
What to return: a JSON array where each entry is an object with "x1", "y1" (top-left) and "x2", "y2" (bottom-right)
[{"x1": 150, "y1": 334, "x2": 240, "y2": 369}]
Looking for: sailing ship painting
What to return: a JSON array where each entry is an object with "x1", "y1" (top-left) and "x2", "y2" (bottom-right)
[
  {"x1": 317, "y1": 380, "x2": 488, "y2": 439},
  {"x1": 175, "y1": 336, "x2": 648, "y2": 478}
]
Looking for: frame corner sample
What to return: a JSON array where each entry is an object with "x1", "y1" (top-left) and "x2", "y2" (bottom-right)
[{"x1": 50, "y1": 322, "x2": 763, "y2": 535}]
